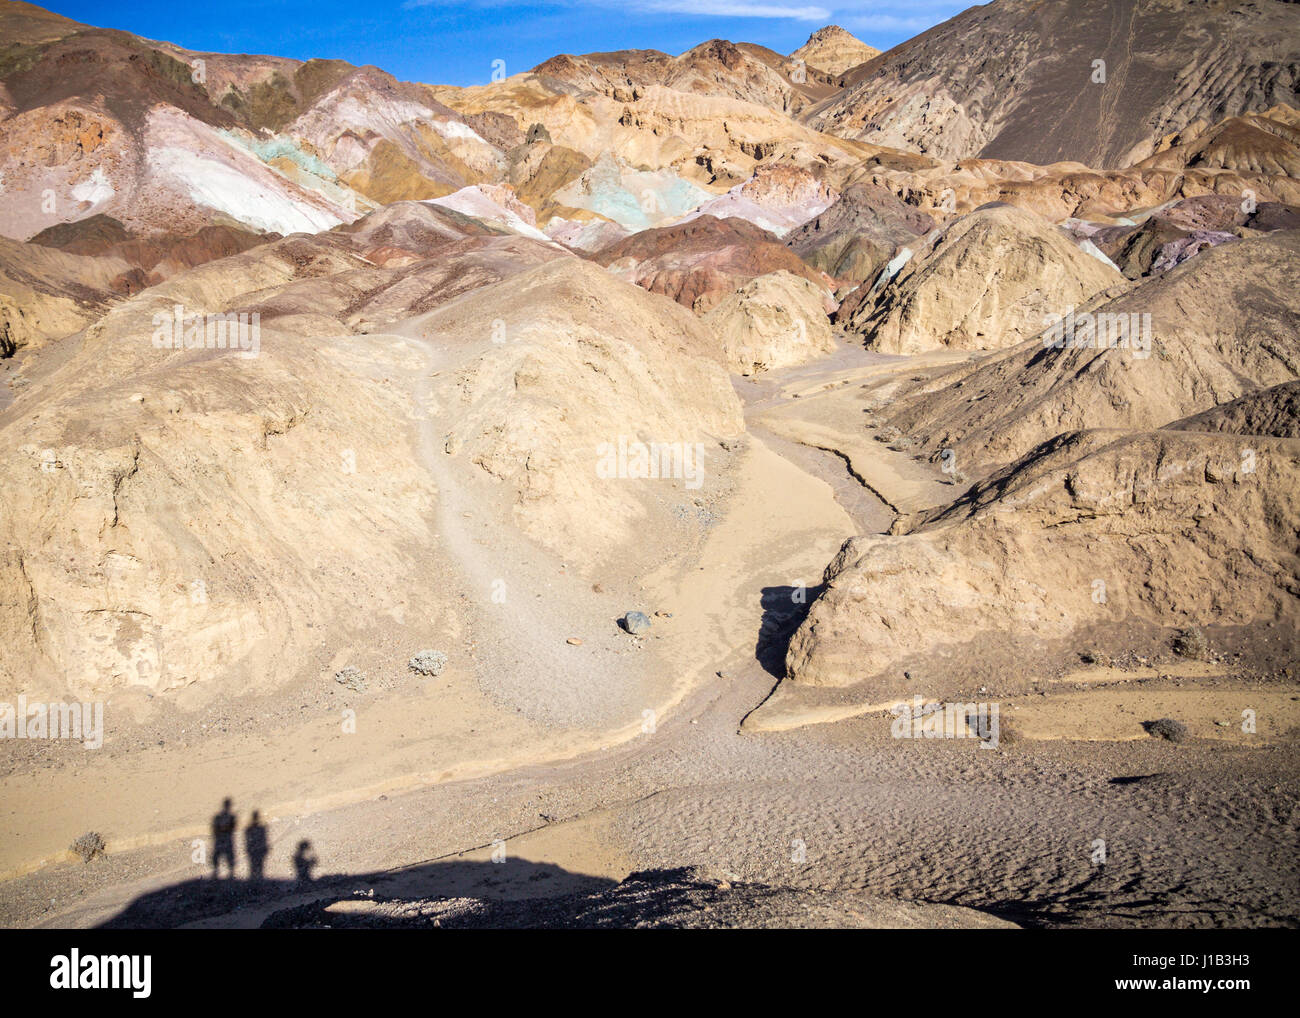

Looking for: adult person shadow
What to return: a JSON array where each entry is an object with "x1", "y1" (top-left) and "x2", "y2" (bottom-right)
[
  {"x1": 211, "y1": 797, "x2": 237, "y2": 880},
  {"x1": 292, "y1": 840, "x2": 319, "y2": 884},
  {"x1": 244, "y1": 810, "x2": 269, "y2": 882}
]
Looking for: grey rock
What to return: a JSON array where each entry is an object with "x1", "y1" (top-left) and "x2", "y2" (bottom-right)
[
  {"x1": 408, "y1": 649, "x2": 448, "y2": 677},
  {"x1": 621, "y1": 611, "x2": 652, "y2": 635}
]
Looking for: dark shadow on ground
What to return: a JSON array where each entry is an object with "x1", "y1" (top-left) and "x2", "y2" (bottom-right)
[
  {"x1": 755, "y1": 583, "x2": 823, "y2": 678},
  {"x1": 97, "y1": 856, "x2": 622, "y2": 929},
  {"x1": 98, "y1": 863, "x2": 1032, "y2": 929}
]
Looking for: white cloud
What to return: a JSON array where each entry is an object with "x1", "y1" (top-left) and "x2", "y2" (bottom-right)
[{"x1": 404, "y1": 0, "x2": 831, "y2": 18}]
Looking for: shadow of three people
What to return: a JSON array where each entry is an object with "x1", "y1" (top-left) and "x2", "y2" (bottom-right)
[{"x1": 211, "y1": 797, "x2": 316, "y2": 883}]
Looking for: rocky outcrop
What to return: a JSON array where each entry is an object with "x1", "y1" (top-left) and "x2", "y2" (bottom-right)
[
  {"x1": 844, "y1": 204, "x2": 1126, "y2": 354},
  {"x1": 679, "y1": 163, "x2": 838, "y2": 237},
  {"x1": 785, "y1": 181, "x2": 934, "y2": 287},
  {"x1": 702, "y1": 271, "x2": 836, "y2": 375},
  {"x1": 1167, "y1": 380, "x2": 1300, "y2": 440},
  {"x1": 883, "y1": 230, "x2": 1300, "y2": 474}
]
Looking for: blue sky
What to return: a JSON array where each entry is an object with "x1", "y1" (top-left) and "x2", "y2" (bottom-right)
[{"x1": 44, "y1": 0, "x2": 967, "y2": 86}]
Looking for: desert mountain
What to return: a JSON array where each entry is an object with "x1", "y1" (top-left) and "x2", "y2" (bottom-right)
[
  {"x1": 791, "y1": 26, "x2": 880, "y2": 77},
  {"x1": 807, "y1": 0, "x2": 1300, "y2": 169},
  {"x1": 529, "y1": 38, "x2": 841, "y2": 114},
  {"x1": 2, "y1": 0, "x2": 1298, "y2": 935},
  {"x1": 0, "y1": 199, "x2": 740, "y2": 700},
  {"x1": 842, "y1": 204, "x2": 1127, "y2": 354}
]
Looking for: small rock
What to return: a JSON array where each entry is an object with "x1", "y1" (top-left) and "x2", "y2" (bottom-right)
[
  {"x1": 566, "y1": 637, "x2": 583, "y2": 646},
  {"x1": 408, "y1": 649, "x2": 447, "y2": 677},
  {"x1": 621, "y1": 611, "x2": 652, "y2": 635},
  {"x1": 334, "y1": 666, "x2": 366, "y2": 692},
  {"x1": 1143, "y1": 717, "x2": 1188, "y2": 743},
  {"x1": 70, "y1": 831, "x2": 106, "y2": 863}
]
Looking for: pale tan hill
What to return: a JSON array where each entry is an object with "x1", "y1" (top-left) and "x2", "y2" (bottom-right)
[
  {"x1": 0, "y1": 241, "x2": 452, "y2": 702},
  {"x1": 791, "y1": 26, "x2": 880, "y2": 76},
  {"x1": 806, "y1": 0, "x2": 1300, "y2": 170},
  {"x1": 843, "y1": 204, "x2": 1127, "y2": 354},
  {"x1": 0, "y1": 202, "x2": 741, "y2": 702},
  {"x1": 881, "y1": 229, "x2": 1300, "y2": 474},
  {"x1": 702, "y1": 270, "x2": 836, "y2": 376},
  {"x1": 0, "y1": 233, "x2": 132, "y2": 354},
  {"x1": 416, "y1": 257, "x2": 743, "y2": 566},
  {"x1": 785, "y1": 427, "x2": 1300, "y2": 691}
]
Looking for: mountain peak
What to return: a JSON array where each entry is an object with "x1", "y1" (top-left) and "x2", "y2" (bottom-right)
[{"x1": 791, "y1": 24, "x2": 880, "y2": 76}]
